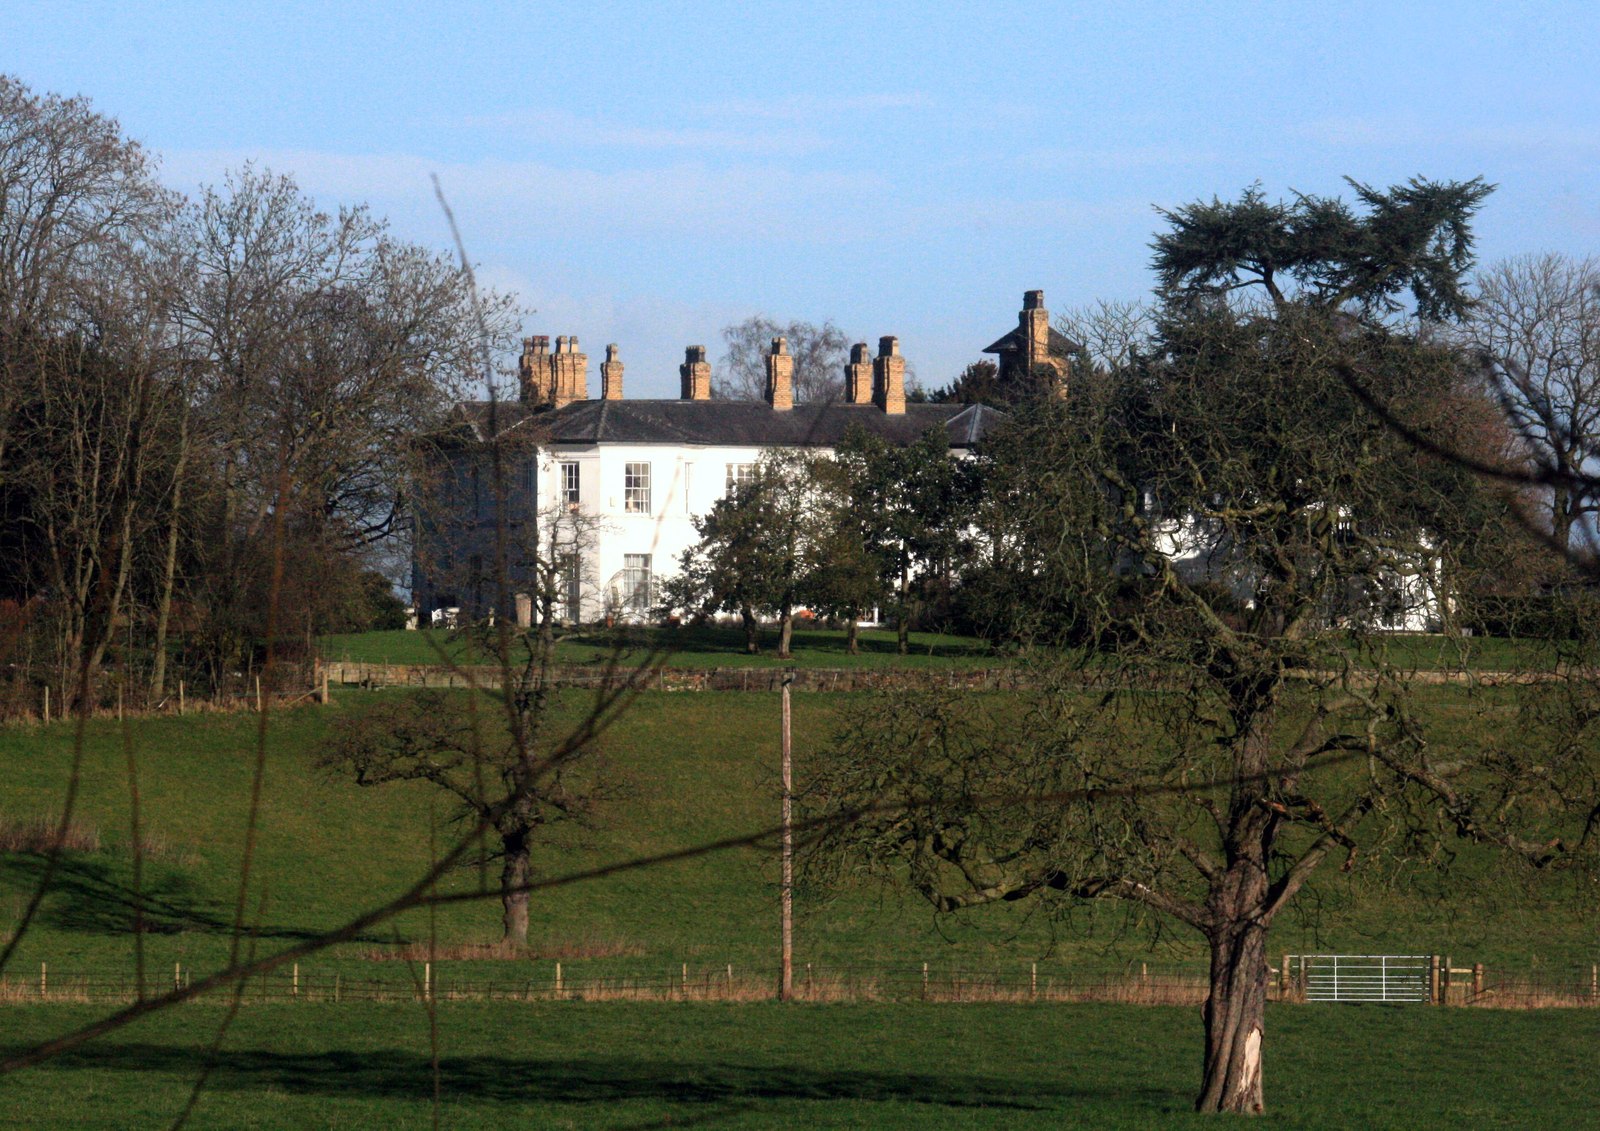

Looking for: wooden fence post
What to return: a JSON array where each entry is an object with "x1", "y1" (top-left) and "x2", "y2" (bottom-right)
[
  {"x1": 1279, "y1": 954, "x2": 1289, "y2": 1001},
  {"x1": 39, "y1": 962, "x2": 46, "y2": 997},
  {"x1": 424, "y1": 961, "x2": 431, "y2": 1001},
  {"x1": 922, "y1": 962, "x2": 929, "y2": 1001},
  {"x1": 1429, "y1": 955, "x2": 1440, "y2": 1004},
  {"x1": 1473, "y1": 963, "x2": 1484, "y2": 1000},
  {"x1": 42, "y1": 684, "x2": 49, "y2": 724},
  {"x1": 293, "y1": 963, "x2": 299, "y2": 998},
  {"x1": 555, "y1": 962, "x2": 563, "y2": 998},
  {"x1": 178, "y1": 680, "x2": 184, "y2": 716}
]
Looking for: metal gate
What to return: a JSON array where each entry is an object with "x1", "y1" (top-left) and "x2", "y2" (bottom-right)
[{"x1": 1300, "y1": 954, "x2": 1431, "y2": 1002}]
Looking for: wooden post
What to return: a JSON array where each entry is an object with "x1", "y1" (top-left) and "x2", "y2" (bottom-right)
[
  {"x1": 922, "y1": 962, "x2": 929, "y2": 1001},
  {"x1": 175, "y1": 962, "x2": 181, "y2": 992},
  {"x1": 293, "y1": 963, "x2": 299, "y2": 998},
  {"x1": 117, "y1": 686, "x2": 123, "y2": 721},
  {"x1": 424, "y1": 961, "x2": 431, "y2": 1001},
  {"x1": 1279, "y1": 954, "x2": 1290, "y2": 1000},
  {"x1": 555, "y1": 962, "x2": 563, "y2": 998},
  {"x1": 726, "y1": 963, "x2": 733, "y2": 996},
  {"x1": 1444, "y1": 955, "x2": 1452, "y2": 1004},
  {"x1": 1031, "y1": 963, "x2": 1038, "y2": 999},
  {"x1": 681, "y1": 962, "x2": 688, "y2": 999},
  {"x1": 806, "y1": 963, "x2": 812, "y2": 999},
  {"x1": 255, "y1": 674, "x2": 262, "y2": 711},
  {"x1": 780, "y1": 670, "x2": 794, "y2": 1002},
  {"x1": 1591, "y1": 964, "x2": 1597, "y2": 1000},
  {"x1": 1429, "y1": 955, "x2": 1441, "y2": 1004},
  {"x1": 1473, "y1": 963, "x2": 1484, "y2": 1000},
  {"x1": 40, "y1": 962, "x2": 46, "y2": 997},
  {"x1": 320, "y1": 664, "x2": 329, "y2": 705},
  {"x1": 178, "y1": 680, "x2": 184, "y2": 716},
  {"x1": 42, "y1": 685, "x2": 48, "y2": 724}
]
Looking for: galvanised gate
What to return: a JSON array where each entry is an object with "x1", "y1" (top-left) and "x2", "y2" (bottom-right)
[{"x1": 1292, "y1": 954, "x2": 1432, "y2": 1002}]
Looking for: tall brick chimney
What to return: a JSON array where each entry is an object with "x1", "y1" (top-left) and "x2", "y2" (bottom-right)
[
  {"x1": 845, "y1": 342, "x2": 873, "y2": 404},
  {"x1": 765, "y1": 337, "x2": 793, "y2": 410},
  {"x1": 551, "y1": 336, "x2": 587, "y2": 407},
  {"x1": 872, "y1": 336, "x2": 905, "y2": 415},
  {"x1": 680, "y1": 345, "x2": 712, "y2": 400},
  {"x1": 519, "y1": 335, "x2": 551, "y2": 404},
  {"x1": 1021, "y1": 289, "x2": 1051, "y2": 372},
  {"x1": 601, "y1": 343, "x2": 624, "y2": 401}
]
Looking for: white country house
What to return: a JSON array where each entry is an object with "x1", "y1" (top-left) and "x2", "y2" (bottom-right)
[{"x1": 410, "y1": 295, "x2": 1039, "y2": 625}]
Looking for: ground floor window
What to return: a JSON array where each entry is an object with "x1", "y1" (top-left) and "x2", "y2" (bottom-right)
[{"x1": 622, "y1": 553, "x2": 652, "y2": 613}]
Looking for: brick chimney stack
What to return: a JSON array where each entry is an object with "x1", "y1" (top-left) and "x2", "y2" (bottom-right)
[
  {"x1": 1021, "y1": 289, "x2": 1051, "y2": 372},
  {"x1": 845, "y1": 342, "x2": 873, "y2": 404},
  {"x1": 550, "y1": 336, "x2": 587, "y2": 407},
  {"x1": 601, "y1": 343, "x2": 624, "y2": 401},
  {"x1": 519, "y1": 335, "x2": 551, "y2": 404},
  {"x1": 872, "y1": 335, "x2": 905, "y2": 415},
  {"x1": 680, "y1": 345, "x2": 712, "y2": 400},
  {"x1": 765, "y1": 337, "x2": 794, "y2": 410}
]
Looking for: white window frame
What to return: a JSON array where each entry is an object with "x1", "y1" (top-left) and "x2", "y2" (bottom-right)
[
  {"x1": 725, "y1": 462, "x2": 756, "y2": 497},
  {"x1": 622, "y1": 553, "x2": 652, "y2": 613},
  {"x1": 560, "y1": 460, "x2": 580, "y2": 507},
  {"x1": 624, "y1": 462, "x2": 652, "y2": 514}
]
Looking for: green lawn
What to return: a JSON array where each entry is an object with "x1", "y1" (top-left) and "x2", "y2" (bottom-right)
[
  {"x1": 318, "y1": 624, "x2": 1004, "y2": 669},
  {"x1": 0, "y1": 689, "x2": 1591, "y2": 993},
  {"x1": 319, "y1": 625, "x2": 1571, "y2": 675},
  {"x1": 3, "y1": 1001, "x2": 1592, "y2": 1128}
]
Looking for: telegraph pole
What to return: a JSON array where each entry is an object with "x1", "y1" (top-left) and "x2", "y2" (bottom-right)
[{"x1": 780, "y1": 669, "x2": 794, "y2": 1001}]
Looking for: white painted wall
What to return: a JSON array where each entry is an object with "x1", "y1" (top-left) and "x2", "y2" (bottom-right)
[{"x1": 537, "y1": 441, "x2": 779, "y2": 621}]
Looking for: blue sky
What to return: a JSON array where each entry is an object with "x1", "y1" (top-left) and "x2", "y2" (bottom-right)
[{"x1": 7, "y1": 1, "x2": 1599, "y2": 395}]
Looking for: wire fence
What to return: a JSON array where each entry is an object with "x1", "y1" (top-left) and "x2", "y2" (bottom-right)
[{"x1": 4, "y1": 960, "x2": 1596, "y2": 1008}]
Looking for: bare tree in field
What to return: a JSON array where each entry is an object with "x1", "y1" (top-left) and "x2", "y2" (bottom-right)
[
  {"x1": 718, "y1": 315, "x2": 851, "y2": 402},
  {"x1": 171, "y1": 165, "x2": 518, "y2": 683},
  {"x1": 1467, "y1": 253, "x2": 1600, "y2": 558},
  {"x1": 0, "y1": 74, "x2": 182, "y2": 700}
]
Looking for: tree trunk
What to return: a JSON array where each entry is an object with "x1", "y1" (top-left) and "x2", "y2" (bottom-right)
[
  {"x1": 778, "y1": 608, "x2": 793, "y2": 659},
  {"x1": 150, "y1": 404, "x2": 189, "y2": 699},
  {"x1": 741, "y1": 603, "x2": 759, "y2": 653},
  {"x1": 501, "y1": 841, "x2": 531, "y2": 945},
  {"x1": 896, "y1": 562, "x2": 910, "y2": 655},
  {"x1": 1196, "y1": 921, "x2": 1269, "y2": 1113},
  {"x1": 846, "y1": 617, "x2": 859, "y2": 655}
]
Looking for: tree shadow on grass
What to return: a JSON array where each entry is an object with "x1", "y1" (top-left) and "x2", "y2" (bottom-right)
[
  {"x1": 0, "y1": 854, "x2": 387, "y2": 943},
  {"x1": 4, "y1": 1041, "x2": 1182, "y2": 1123}
]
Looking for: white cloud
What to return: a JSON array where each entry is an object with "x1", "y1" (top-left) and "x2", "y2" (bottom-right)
[
  {"x1": 454, "y1": 108, "x2": 828, "y2": 157},
  {"x1": 158, "y1": 147, "x2": 892, "y2": 243}
]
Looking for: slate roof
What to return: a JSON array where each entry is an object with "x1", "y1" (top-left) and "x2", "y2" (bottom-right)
[
  {"x1": 451, "y1": 398, "x2": 1003, "y2": 449},
  {"x1": 981, "y1": 324, "x2": 1081, "y2": 357}
]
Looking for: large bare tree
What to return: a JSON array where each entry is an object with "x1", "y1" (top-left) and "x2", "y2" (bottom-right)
[
  {"x1": 1468, "y1": 253, "x2": 1600, "y2": 556},
  {"x1": 717, "y1": 315, "x2": 851, "y2": 402}
]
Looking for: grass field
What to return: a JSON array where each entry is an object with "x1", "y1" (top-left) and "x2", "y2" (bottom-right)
[
  {"x1": 0, "y1": 689, "x2": 1591, "y2": 987},
  {"x1": 1, "y1": 686, "x2": 1594, "y2": 1126},
  {"x1": 317, "y1": 624, "x2": 1003, "y2": 669},
  {"x1": 4, "y1": 1000, "x2": 1593, "y2": 1128}
]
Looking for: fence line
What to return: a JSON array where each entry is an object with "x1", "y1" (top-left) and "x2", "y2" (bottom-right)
[{"x1": 4, "y1": 960, "x2": 1595, "y2": 1008}]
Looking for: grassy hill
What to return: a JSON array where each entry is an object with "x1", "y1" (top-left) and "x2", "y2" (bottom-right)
[{"x1": 0, "y1": 686, "x2": 1591, "y2": 997}]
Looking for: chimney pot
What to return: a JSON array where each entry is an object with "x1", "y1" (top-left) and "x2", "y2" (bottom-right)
[
  {"x1": 601, "y1": 343, "x2": 624, "y2": 401},
  {"x1": 846, "y1": 341, "x2": 873, "y2": 404},
  {"x1": 680, "y1": 344, "x2": 712, "y2": 400},
  {"x1": 765, "y1": 337, "x2": 794, "y2": 410},
  {"x1": 873, "y1": 335, "x2": 906, "y2": 415}
]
